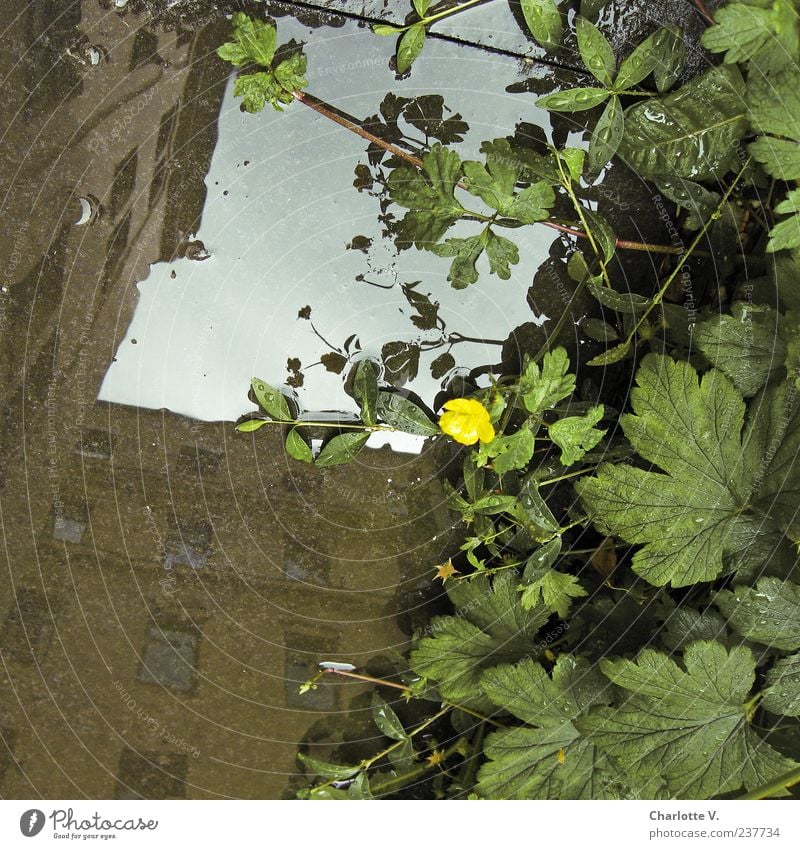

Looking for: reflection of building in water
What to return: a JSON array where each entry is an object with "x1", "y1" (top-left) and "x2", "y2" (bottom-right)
[{"x1": 0, "y1": 1, "x2": 454, "y2": 799}]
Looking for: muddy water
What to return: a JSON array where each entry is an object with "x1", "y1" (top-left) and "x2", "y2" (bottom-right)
[{"x1": 0, "y1": 0, "x2": 656, "y2": 799}]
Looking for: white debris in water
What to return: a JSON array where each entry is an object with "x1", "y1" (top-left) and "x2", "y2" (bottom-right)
[{"x1": 367, "y1": 431, "x2": 426, "y2": 454}]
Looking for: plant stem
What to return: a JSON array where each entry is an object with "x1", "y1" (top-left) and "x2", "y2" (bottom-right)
[
  {"x1": 738, "y1": 764, "x2": 800, "y2": 799},
  {"x1": 689, "y1": 0, "x2": 715, "y2": 26},
  {"x1": 421, "y1": 0, "x2": 491, "y2": 27},
  {"x1": 247, "y1": 418, "x2": 392, "y2": 431},
  {"x1": 624, "y1": 158, "x2": 751, "y2": 343},
  {"x1": 539, "y1": 464, "x2": 601, "y2": 487},
  {"x1": 321, "y1": 667, "x2": 412, "y2": 692}
]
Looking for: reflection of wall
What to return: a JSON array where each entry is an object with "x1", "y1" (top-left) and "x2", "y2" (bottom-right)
[{"x1": 0, "y1": 1, "x2": 456, "y2": 799}]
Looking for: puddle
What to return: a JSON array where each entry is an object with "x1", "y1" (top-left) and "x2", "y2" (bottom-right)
[{"x1": 0, "y1": 0, "x2": 664, "y2": 799}]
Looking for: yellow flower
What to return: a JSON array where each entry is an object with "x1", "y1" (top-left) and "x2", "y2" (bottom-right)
[{"x1": 438, "y1": 398, "x2": 495, "y2": 445}]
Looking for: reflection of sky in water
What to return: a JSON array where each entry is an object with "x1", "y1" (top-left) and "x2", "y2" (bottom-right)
[{"x1": 99, "y1": 15, "x2": 568, "y2": 423}]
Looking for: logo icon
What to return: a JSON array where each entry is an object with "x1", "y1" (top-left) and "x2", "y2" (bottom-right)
[{"x1": 19, "y1": 810, "x2": 45, "y2": 837}]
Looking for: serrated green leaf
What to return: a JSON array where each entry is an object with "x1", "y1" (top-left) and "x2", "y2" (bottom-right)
[
  {"x1": 230, "y1": 12, "x2": 277, "y2": 67},
  {"x1": 701, "y1": 0, "x2": 799, "y2": 74},
  {"x1": 764, "y1": 653, "x2": 800, "y2": 717},
  {"x1": 411, "y1": 573, "x2": 550, "y2": 711},
  {"x1": 519, "y1": 569, "x2": 587, "y2": 616},
  {"x1": 520, "y1": 0, "x2": 563, "y2": 51},
  {"x1": 233, "y1": 71, "x2": 281, "y2": 113},
  {"x1": 767, "y1": 190, "x2": 800, "y2": 251},
  {"x1": 537, "y1": 87, "x2": 610, "y2": 112},
  {"x1": 577, "y1": 356, "x2": 800, "y2": 587},
  {"x1": 298, "y1": 753, "x2": 360, "y2": 780},
  {"x1": 695, "y1": 303, "x2": 787, "y2": 396},
  {"x1": 519, "y1": 348, "x2": 576, "y2": 413},
  {"x1": 478, "y1": 657, "x2": 620, "y2": 799},
  {"x1": 746, "y1": 67, "x2": 800, "y2": 141},
  {"x1": 315, "y1": 431, "x2": 369, "y2": 467},
  {"x1": 506, "y1": 181, "x2": 556, "y2": 223},
  {"x1": 618, "y1": 65, "x2": 748, "y2": 181},
  {"x1": 216, "y1": 40, "x2": 250, "y2": 66},
  {"x1": 273, "y1": 52, "x2": 307, "y2": 94},
  {"x1": 376, "y1": 391, "x2": 438, "y2": 435},
  {"x1": 576, "y1": 15, "x2": 616, "y2": 87},
  {"x1": 659, "y1": 605, "x2": 731, "y2": 652},
  {"x1": 397, "y1": 22, "x2": 426, "y2": 73},
  {"x1": 716, "y1": 578, "x2": 800, "y2": 650},
  {"x1": 578, "y1": 641, "x2": 799, "y2": 798},
  {"x1": 484, "y1": 230, "x2": 520, "y2": 279},
  {"x1": 548, "y1": 404, "x2": 605, "y2": 466},
  {"x1": 432, "y1": 232, "x2": 486, "y2": 289},
  {"x1": 387, "y1": 143, "x2": 465, "y2": 250},
  {"x1": 587, "y1": 95, "x2": 623, "y2": 176},
  {"x1": 235, "y1": 418, "x2": 269, "y2": 433},
  {"x1": 483, "y1": 428, "x2": 535, "y2": 475},
  {"x1": 251, "y1": 378, "x2": 292, "y2": 420},
  {"x1": 285, "y1": 427, "x2": 313, "y2": 463},
  {"x1": 752, "y1": 136, "x2": 800, "y2": 181},
  {"x1": 371, "y1": 692, "x2": 408, "y2": 741}
]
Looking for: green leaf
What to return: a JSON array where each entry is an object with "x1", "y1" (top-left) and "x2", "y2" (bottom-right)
[
  {"x1": 298, "y1": 753, "x2": 360, "y2": 781},
  {"x1": 561, "y1": 148, "x2": 585, "y2": 183},
  {"x1": 315, "y1": 432, "x2": 369, "y2": 467},
  {"x1": 411, "y1": 572, "x2": 551, "y2": 711},
  {"x1": 397, "y1": 22, "x2": 426, "y2": 73},
  {"x1": 586, "y1": 340, "x2": 631, "y2": 366},
  {"x1": 582, "y1": 209, "x2": 616, "y2": 263},
  {"x1": 371, "y1": 692, "x2": 408, "y2": 741},
  {"x1": 519, "y1": 348, "x2": 575, "y2": 413},
  {"x1": 580, "y1": 317, "x2": 619, "y2": 342},
  {"x1": 701, "y1": 0, "x2": 799, "y2": 74},
  {"x1": 483, "y1": 428, "x2": 536, "y2": 475},
  {"x1": 251, "y1": 378, "x2": 292, "y2": 420},
  {"x1": 478, "y1": 657, "x2": 621, "y2": 799},
  {"x1": 618, "y1": 65, "x2": 748, "y2": 181},
  {"x1": 520, "y1": 0, "x2": 563, "y2": 51},
  {"x1": 537, "y1": 87, "x2": 610, "y2": 112},
  {"x1": 585, "y1": 278, "x2": 649, "y2": 313},
  {"x1": 432, "y1": 232, "x2": 487, "y2": 289},
  {"x1": 716, "y1": 578, "x2": 800, "y2": 651},
  {"x1": 387, "y1": 143, "x2": 465, "y2": 250},
  {"x1": 746, "y1": 67, "x2": 800, "y2": 141},
  {"x1": 587, "y1": 95, "x2": 623, "y2": 176},
  {"x1": 650, "y1": 24, "x2": 684, "y2": 93},
  {"x1": 576, "y1": 354, "x2": 787, "y2": 587},
  {"x1": 575, "y1": 15, "x2": 616, "y2": 87},
  {"x1": 519, "y1": 569, "x2": 587, "y2": 617},
  {"x1": 506, "y1": 181, "x2": 556, "y2": 224},
  {"x1": 764, "y1": 653, "x2": 800, "y2": 717},
  {"x1": 235, "y1": 418, "x2": 269, "y2": 433},
  {"x1": 353, "y1": 359, "x2": 379, "y2": 426},
  {"x1": 616, "y1": 25, "x2": 681, "y2": 90},
  {"x1": 749, "y1": 136, "x2": 800, "y2": 180},
  {"x1": 217, "y1": 40, "x2": 250, "y2": 67},
  {"x1": 229, "y1": 12, "x2": 277, "y2": 67},
  {"x1": 285, "y1": 427, "x2": 313, "y2": 463},
  {"x1": 372, "y1": 23, "x2": 403, "y2": 36},
  {"x1": 768, "y1": 190, "x2": 800, "y2": 252},
  {"x1": 273, "y1": 52, "x2": 307, "y2": 95},
  {"x1": 695, "y1": 303, "x2": 787, "y2": 396},
  {"x1": 413, "y1": 0, "x2": 432, "y2": 18},
  {"x1": 233, "y1": 72, "x2": 281, "y2": 114},
  {"x1": 376, "y1": 391, "x2": 438, "y2": 436},
  {"x1": 522, "y1": 536, "x2": 563, "y2": 580},
  {"x1": 579, "y1": 641, "x2": 799, "y2": 798},
  {"x1": 548, "y1": 404, "x2": 605, "y2": 466},
  {"x1": 484, "y1": 230, "x2": 520, "y2": 279}
]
